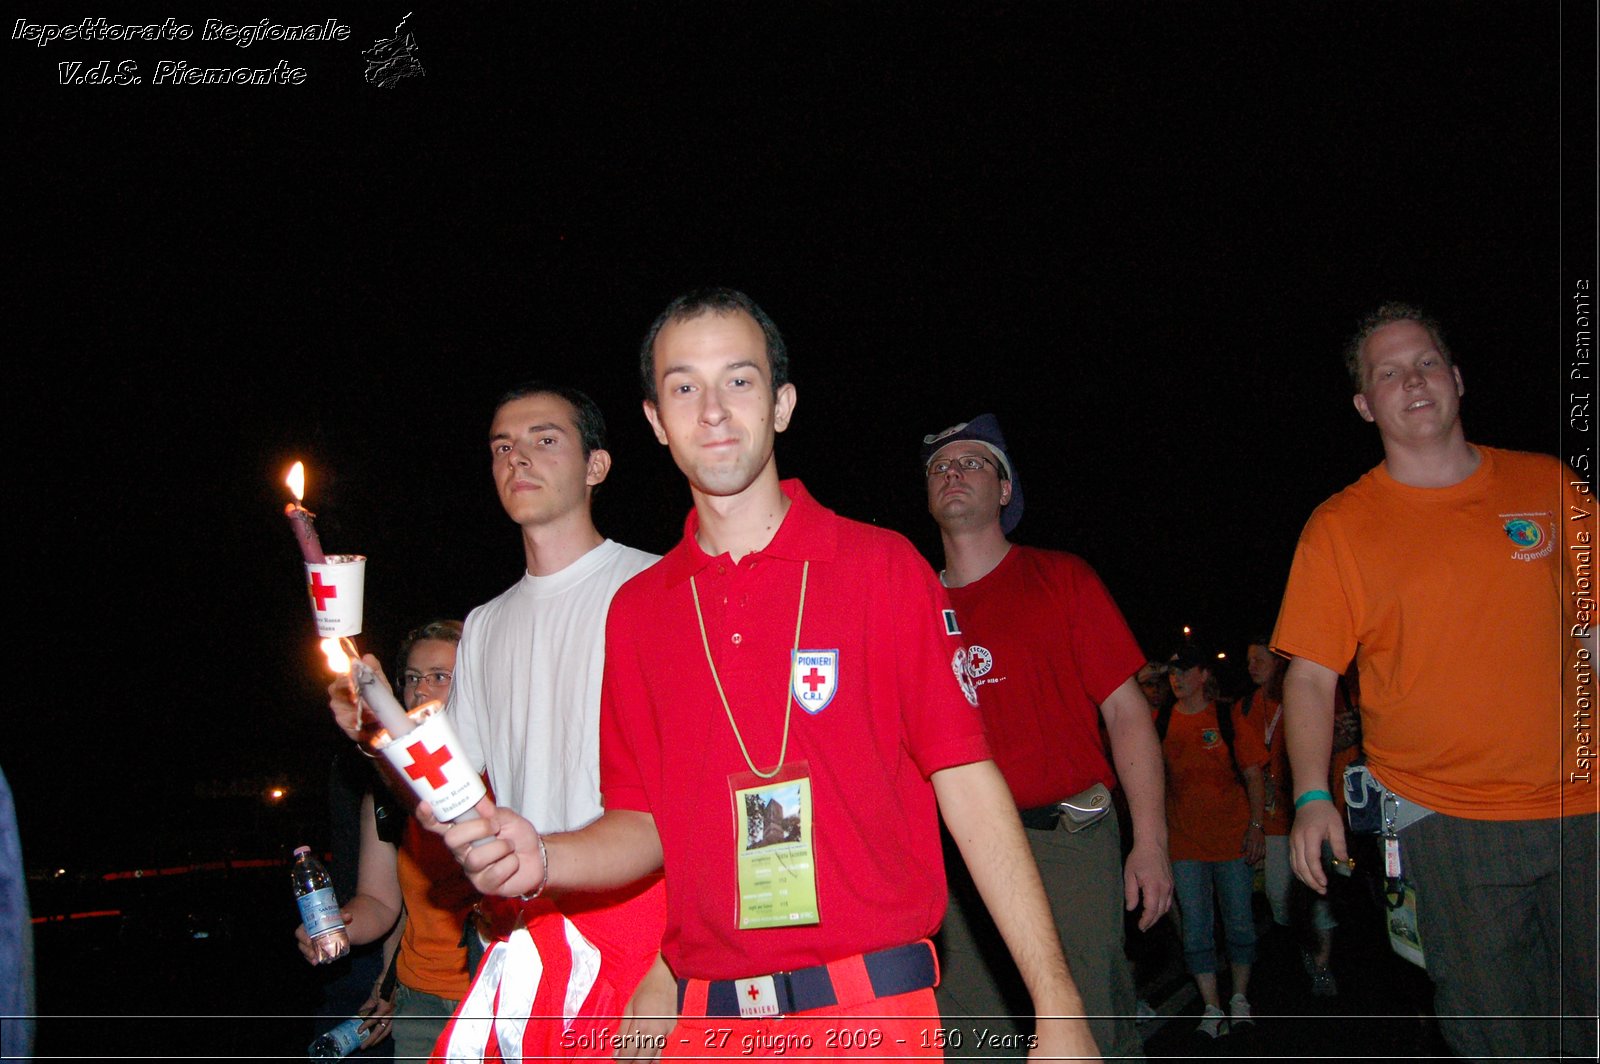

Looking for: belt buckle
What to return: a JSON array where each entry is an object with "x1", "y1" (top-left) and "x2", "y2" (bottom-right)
[{"x1": 734, "y1": 975, "x2": 781, "y2": 1018}]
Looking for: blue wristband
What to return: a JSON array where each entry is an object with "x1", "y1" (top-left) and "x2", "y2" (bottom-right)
[{"x1": 1294, "y1": 789, "x2": 1334, "y2": 810}]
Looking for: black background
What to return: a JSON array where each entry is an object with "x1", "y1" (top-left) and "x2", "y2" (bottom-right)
[{"x1": 5, "y1": 2, "x2": 1593, "y2": 875}]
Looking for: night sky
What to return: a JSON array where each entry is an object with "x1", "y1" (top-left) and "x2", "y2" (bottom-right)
[{"x1": 7, "y1": 2, "x2": 1593, "y2": 871}]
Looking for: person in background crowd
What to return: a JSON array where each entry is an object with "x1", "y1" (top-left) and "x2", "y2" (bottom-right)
[
  {"x1": 921, "y1": 412, "x2": 1170, "y2": 1060},
  {"x1": 1159, "y1": 645, "x2": 1266, "y2": 1040},
  {"x1": 301, "y1": 621, "x2": 478, "y2": 1058}
]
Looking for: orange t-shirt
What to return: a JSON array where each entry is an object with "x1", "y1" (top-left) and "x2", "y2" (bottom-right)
[
  {"x1": 395, "y1": 817, "x2": 478, "y2": 999},
  {"x1": 1236, "y1": 689, "x2": 1291, "y2": 835},
  {"x1": 1273, "y1": 447, "x2": 1594, "y2": 820},
  {"x1": 1163, "y1": 702, "x2": 1267, "y2": 862}
]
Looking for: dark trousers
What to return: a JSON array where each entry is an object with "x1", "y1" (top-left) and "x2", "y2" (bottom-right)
[{"x1": 1400, "y1": 811, "x2": 1597, "y2": 1062}]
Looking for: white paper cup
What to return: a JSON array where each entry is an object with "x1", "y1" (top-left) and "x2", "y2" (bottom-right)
[
  {"x1": 374, "y1": 702, "x2": 486, "y2": 821},
  {"x1": 304, "y1": 553, "x2": 365, "y2": 637}
]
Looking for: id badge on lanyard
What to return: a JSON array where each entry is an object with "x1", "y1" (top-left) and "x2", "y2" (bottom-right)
[{"x1": 730, "y1": 761, "x2": 820, "y2": 929}]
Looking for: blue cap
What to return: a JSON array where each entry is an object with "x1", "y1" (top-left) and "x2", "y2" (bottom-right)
[{"x1": 920, "y1": 413, "x2": 1024, "y2": 534}]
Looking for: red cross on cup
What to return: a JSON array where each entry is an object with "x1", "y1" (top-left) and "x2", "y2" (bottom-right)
[
  {"x1": 308, "y1": 570, "x2": 339, "y2": 610},
  {"x1": 403, "y1": 740, "x2": 453, "y2": 788}
]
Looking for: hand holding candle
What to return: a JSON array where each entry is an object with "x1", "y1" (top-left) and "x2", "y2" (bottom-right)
[
  {"x1": 287, "y1": 459, "x2": 483, "y2": 828},
  {"x1": 321, "y1": 642, "x2": 486, "y2": 826}
]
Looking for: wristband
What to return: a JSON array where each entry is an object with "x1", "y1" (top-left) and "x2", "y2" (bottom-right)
[
  {"x1": 1248, "y1": 820, "x2": 1263, "y2": 830},
  {"x1": 520, "y1": 835, "x2": 551, "y2": 901},
  {"x1": 1294, "y1": 789, "x2": 1334, "y2": 810}
]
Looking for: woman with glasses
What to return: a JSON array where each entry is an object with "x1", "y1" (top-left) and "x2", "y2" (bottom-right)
[{"x1": 299, "y1": 620, "x2": 479, "y2": 1059}]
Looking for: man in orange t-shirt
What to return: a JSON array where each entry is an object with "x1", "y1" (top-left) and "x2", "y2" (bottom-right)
[{"x1": 1273, "y1": 303, "x2": 1596, "y2": 1062}]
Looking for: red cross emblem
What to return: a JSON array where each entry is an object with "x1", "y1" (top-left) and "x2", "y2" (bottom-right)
[
  {"x1": 790, "y1": 650, "x2": 838, "y2": 714},
  {"x1": 308, "y1": 571, "x2": 338, "y2": 610},
  {"x1": 403, "y1": 740, "x2": 453, "y2": 788},
  {"x1": 746, "y1": 984, "x2": 761, "y2": 1001}
]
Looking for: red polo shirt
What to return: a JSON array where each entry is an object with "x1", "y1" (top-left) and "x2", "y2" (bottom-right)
[
  {"x1": 945, "y1": 546, "x2": 1144, "y2": 807},
  {"x1": 600, "y1": 480, "x2": 990, "y2": 981}
]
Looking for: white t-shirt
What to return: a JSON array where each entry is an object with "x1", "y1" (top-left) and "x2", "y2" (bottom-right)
[{"x1": 449, "y1": 539, "x2": 658, "y2": 832}]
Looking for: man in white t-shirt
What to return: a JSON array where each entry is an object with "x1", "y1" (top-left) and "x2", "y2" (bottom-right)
[{"x1": 331, "y1": 383, "x2": 672, "y2": 1062}]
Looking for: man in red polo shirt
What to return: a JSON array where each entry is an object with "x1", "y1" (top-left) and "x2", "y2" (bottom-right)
[{"x1": 433, "y1": 288, "x2": 1098, "y2": 1060}]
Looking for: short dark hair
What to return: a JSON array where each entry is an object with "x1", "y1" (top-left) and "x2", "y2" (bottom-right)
[
  {"x1": 638, "y1": 288, "x2": 789, "y2": 403},
  {"x1": 394, "y1": 619, "x2": 463, "y2": 686},
  {"x1": 1343, "y1": 302, "x2": 1453, "y2": 392},
  {"x1": 492, "y1": 382, "x2": 607, "y2": 457}
]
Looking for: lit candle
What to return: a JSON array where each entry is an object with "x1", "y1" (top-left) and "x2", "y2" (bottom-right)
[{"x1": 284, "y1": 461, "x2": 326, "y2": 565}]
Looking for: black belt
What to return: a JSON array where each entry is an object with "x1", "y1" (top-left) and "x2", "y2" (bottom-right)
[
  {"x1": 1018, "y1": 803, "x2": 1062, "y2": 830},
  {"x1": 679, "y1": 941, "x2": 937, "y2": 1017}
]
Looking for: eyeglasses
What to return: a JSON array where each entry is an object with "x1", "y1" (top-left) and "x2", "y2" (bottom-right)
[
  {"x1": 401, "y1": 669, "x2": 453, "y2": 690},
  {"x1": 926, "y1": 455, "x2": 998, "y2": 477}
]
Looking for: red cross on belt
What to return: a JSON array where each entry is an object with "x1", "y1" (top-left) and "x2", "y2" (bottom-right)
[
  {"x1": 308, "y1": 571, "x2": 338, "y2": 610},
  {"x1": 801, "y1": 667, "x2": 825, "y2": 692},
  {"x1": 403, "y1": 740, "x2": 453, "y2": 789},
  {"x1": 746, "y1": 984, "x2": 761, "y2": 1001}
]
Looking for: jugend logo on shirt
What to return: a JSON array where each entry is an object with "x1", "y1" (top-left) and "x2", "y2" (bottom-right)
[
  {"x1": 791, "y1": 650, "x2": 839, "y2": 713},
  {"x1": 1502, "y1": 512, "x2": 1556, "y2": 562}
]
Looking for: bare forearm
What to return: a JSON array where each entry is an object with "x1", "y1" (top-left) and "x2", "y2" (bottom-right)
[
  {"x1": 1102, "y1": 682, "x2": 1168, "y2": 849},
  {"x1": 546, "y1": 810, "x2": 664, "y2": 892},
  {"x1": 1243, "y1": 766, "x2": 1266, "y2": 824},
  {"x1": 343, "y1": 893, "x2": 402, "y2": 946},
  {"x1": 1283, "y1": 660, "x2": 1339, "y2": 795}
]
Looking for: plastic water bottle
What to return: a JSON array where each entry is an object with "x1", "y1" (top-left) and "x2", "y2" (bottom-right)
[
  {"x1": 290, "y1": 845, "x2": 350, "y2": 964},
  {"x1": 307, "y1": 1015, "x2": 364, "y2": 1059}
]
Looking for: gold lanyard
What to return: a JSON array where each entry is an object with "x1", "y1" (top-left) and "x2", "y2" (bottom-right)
[{"x1": 689, "y1": 561, "x2": 809, "y2": 779}]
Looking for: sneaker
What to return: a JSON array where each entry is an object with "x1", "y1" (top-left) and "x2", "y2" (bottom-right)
[
  {"x1": 1302, "y1": 947, "x2": 1338, "y2": 996},
  {"x1": 1135, "y1": 999, "x2": 1157, "y2": 1024},
  {"x1": 1196, "y1": 1004, "x2": 1227, "y2": 1039},
  {"x1": 1228, "y1": 992, "x2": 1254, "y2": 1026},
  {"x1": 1309, "y1": 966, "x2": 1338, "y2": 997}
]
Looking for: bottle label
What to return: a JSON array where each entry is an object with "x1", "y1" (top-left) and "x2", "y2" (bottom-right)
[
  {"x1": 296, "y1": 886, "x2": 344, "y2": 938},
  {"x1": 309, "y1": 1016, "x2": 365, "y2": 1059}
]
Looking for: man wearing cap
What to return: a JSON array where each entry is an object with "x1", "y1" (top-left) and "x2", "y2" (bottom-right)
[
  {"x1": 1273, "y1": 303, "x2": 1596, "y2": 1060},
  {"x1": 923, "y1": 414, "x2": 1170, "y2": 1060},
  {"x1": 434, "y1": 290, "x2": 1100, "y2": 1060}
]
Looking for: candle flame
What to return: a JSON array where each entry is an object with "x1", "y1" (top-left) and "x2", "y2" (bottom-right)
[
  {"x1": 286, "y1": 461, "x2": 306, "y2": 502},
  {"x1": 320, "y1": 637, "x2": 350, "y2": 674}
]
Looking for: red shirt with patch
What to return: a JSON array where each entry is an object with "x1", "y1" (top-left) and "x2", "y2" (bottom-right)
[
  {"x1": 600, "y1": 480, "x2": 990, "y2": 980},
  {"x1": 944, "y1": 546, "x2": 1144, "y2": 807}
]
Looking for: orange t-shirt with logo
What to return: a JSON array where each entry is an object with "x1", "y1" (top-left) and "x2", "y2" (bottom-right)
[
  {"x1": 1163, "y1": 702, "x2": 1267, "y2": 862},
  {"x1": 1273, "y1": 447, "x2": 1594, "y2": 820}
]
